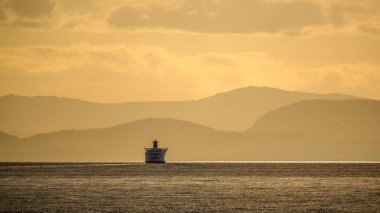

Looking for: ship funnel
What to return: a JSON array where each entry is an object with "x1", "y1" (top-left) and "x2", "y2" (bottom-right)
[{"x1": 153, "y1": 140, "x2": 159, "y2": 148}]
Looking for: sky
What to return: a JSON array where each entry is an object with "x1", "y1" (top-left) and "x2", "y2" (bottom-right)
[{"x1": 0, "y1": 0, "x2": 379, "y2": 102}]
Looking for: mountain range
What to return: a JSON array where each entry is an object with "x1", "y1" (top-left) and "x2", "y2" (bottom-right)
[
  {"x1": 248, "y1": 99, "x2": 380, "y2": 140},
  {"x1": 0, "y1": 86, "x2": 357, "y2": 137},
  {"x1": 0, "y1": 87, "x2": 379, "y2": 162}
]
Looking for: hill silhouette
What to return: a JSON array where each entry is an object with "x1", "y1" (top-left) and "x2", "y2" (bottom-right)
[
  {"x1": 1, "y1": 117, "x2": 378, "y2": 162},
  {"x1": 247, "y1": 100, "x2": 380, "y2": 141},
  {"x1": 0, "y1": 87, "x2": 357, "y2": 136},
  {"x1": 0, "y1": 131, "x2": 20, "y2": 142},
  {"x1": 0, "y1": 131, "x2": 20, "y2": 159}
]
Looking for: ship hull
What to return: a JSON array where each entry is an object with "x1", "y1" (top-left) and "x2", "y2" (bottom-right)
[
  {"x1": 145, "y1": 161, "x2": 166, "y2": 164},
  {"x1": 145, "y1": 149, "x2": 167, "y2": 163}
]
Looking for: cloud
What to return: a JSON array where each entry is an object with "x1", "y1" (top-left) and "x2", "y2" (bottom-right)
[
  {"x1": 107, "y1": 0, "x2": 325, "y2": 33},
  {"x1": 0, "y1": 0, "x2": 55, "y2": 29},
  {"x1": 4, "y1": 0, "x2": 55, "y2": 18},
  {"x1": 298, "y1": 63, "x2": 380, "y2": 99},
  {"x1": 0, "y1": 44, "x2": 283, "y2": 101},
  {"x1": 0, "y1": 8, "x2": 7, "y2": 21},
  {"x1": 0, "y1": 1, "x2": 379, "y2": 103},
  {"x1": 0, "y1": 43, "x2": 380, "y2": 101},
  {"x1": 0, "y1": 0, "x2": 377, "y2": 36},
  {"x1": 57, "y1": 0, "x2": 97, "y2": 14},
  {"x1": 0, "y1": 44, "x2": 190, "y2": 101},
  {"x1": 359, "y1": 23, "x2": 380, "y2": 37},
  {"x1": 201, "y1": 54, "x2": 236, "y2": 67},
  {"x1": 8, "y1": 19, "x2": 50, "y2": 28}
]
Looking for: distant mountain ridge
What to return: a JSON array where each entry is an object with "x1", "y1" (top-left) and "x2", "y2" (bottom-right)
[
  {"x1": 1, "y1": 100, "x2": 379, "y2": 161},
  {"x1": 247, "y1": 99, "x2": 380, "y2": 140},
  {"x1": 0, "y1": 86, "x2": 359, "y2": 136},
  {"x1": 0, "y1": 131, "x2": 20, "y2": 142}
]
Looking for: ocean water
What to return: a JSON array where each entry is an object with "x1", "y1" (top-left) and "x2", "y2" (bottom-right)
[{"x1": 0, "y1": 163, "x2": 379, "y2": 212}]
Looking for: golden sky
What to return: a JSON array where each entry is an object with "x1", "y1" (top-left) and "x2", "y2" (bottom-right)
[{"x1": 0, "y1": 0, "x2": 379, "y2": 102}]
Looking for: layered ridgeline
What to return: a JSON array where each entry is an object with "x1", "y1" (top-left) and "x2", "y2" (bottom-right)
[
  {"x1": 0, "y1": 132, "x2": 20, "y2": 143},
  {"x1": 247, "y1": 99, "x2": 380, "y2": 141},
  {"x1": 0, "y1": 86, "x2": 356, "y2": 137},
  {"x1": 1, "y1": 99, "x2": 379, "y2": 162}
]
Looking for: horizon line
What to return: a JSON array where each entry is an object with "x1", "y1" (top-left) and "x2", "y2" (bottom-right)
[{"x1": 1, "y1": 161, "x2": 379, "y2": 164}]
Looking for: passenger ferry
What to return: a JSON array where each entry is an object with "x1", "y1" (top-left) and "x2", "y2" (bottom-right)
[{"x1": 144, "y1": 140, "x2": 168, "y2": 163}]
